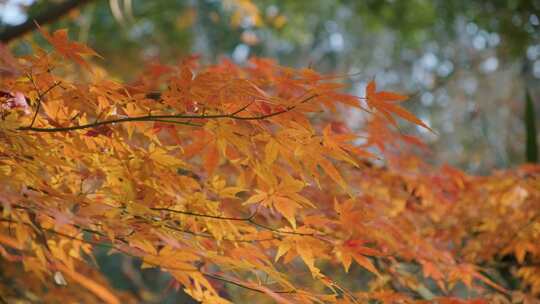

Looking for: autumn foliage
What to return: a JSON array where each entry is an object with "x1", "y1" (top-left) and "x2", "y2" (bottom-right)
[{"x1": 0, "y1": 28, "x2": 539, "y2": 304}]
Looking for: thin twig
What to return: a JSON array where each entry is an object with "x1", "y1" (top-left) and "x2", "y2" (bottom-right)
[
  {"x1": 151, "y1": 119, "x2": 202, "y2": 127},
  {"x1": 0, "y1": 218, "x2": 295, "y2": 296},
  {"x1": 151, "y1": 207, "x2": 323, "y2": 237},
  {"x1": 150, "y1": 207, "x2": 255, "y2": 221},
  {"x1": 203, "y1": 272, "x2": 296, "y2": 294},
  {"x1": 28, "y1": 77, "x2": 61, "y2": 128}
]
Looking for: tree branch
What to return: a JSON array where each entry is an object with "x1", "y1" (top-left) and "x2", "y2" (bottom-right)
[
  {"x1": 0, "y1": 0, "x2": 94, "y2": 43},
  {"x1": 151, "y1": 206, "x2": 324, "y2": 238},
  {"x1": 17, "y1": 94, "x2": 318, "y2": 133},
  {"x1": 0, "y1": 217, "x2": 294, "y2": 296}
]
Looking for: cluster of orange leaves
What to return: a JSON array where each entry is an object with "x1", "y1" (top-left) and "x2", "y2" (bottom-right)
[{"x1": 0, "y1": 28, "x2": 539, "y2": 304}]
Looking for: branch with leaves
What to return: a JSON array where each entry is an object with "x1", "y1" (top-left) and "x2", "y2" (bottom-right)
[
  {"x1": 1, "y1": 27, "x2": 539, "y2": 304},
  {"x1": 18, "y1": 94, "x2": 318, "y2": 133}
]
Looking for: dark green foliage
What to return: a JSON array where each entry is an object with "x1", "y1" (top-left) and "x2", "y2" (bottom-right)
[{"x1": 525, "y1": 89, "x2": 538, "y2": 163}]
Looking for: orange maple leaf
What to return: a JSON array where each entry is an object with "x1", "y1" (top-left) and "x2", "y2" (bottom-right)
[
  {"x1": 366, "y1": 80, "x2": 433, "y2": 132},
  {"x1": 38, "y1": 26, "x2": 101, "y2": 70}
]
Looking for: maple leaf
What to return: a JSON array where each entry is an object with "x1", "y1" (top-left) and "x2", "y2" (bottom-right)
[
  {"x1": 365, "y1": 80, "x2": 433, "y2": 131},
  {"x1": 38, "y1": 26, "x2": 101, "y2": 71},
  {"x1": 336, "y1": 240, "x2": 382, "y2": 276}
]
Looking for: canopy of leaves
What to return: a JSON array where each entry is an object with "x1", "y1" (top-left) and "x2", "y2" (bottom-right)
[
  {"x1": 0, "y1": 27, "x2": 539, "y2": 304},
  {"x1": 3, "y1": 0, "x2": 538, "y2": 174}
]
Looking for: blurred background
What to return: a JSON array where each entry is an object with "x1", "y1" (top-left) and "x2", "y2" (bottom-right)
[
  {"x1": 1, "y1": 1, "x2": 539, "y2": 302},
  {"x1": 1, "y1": 0, "x2": 539, "y2": 173}
]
